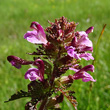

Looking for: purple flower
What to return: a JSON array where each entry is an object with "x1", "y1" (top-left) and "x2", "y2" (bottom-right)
[
  {"x1": 24, "y1": 22, "x2": 47, "y2": 45},
  {"x1": 7, "y1": 56, "x2": 33, "y2": 69},
  {"x1": 72, "y1": 65, "x2": 96, "y2": 82},
  {"x1": 66, "y1": 27, "x2": 94, "y2": 60},
  {"x1": 24, "y1": 68, "x2": 42, "y2": 81},
  {"x1": 66, "y1": 46, "x2": 80, "y2": 59},
  {"x1": 24, "y1": 59, "x2": 44, "y2": 81}
]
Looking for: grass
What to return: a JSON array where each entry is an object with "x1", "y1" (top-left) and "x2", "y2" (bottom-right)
[{"x1": 0, "y1": 0, "x2": 110, "y2": 109}]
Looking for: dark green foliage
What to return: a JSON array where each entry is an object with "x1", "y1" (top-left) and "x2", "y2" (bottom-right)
[{"x1": 5, "y1": 90, "x2": 30, "y2": 103}]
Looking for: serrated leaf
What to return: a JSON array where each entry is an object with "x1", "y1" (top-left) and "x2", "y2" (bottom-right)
[
  {"x1": 5, "y1": 90, "x2": 31, "y2": 103},
  {"x1": 27, "y1": 81, "x2": 48, "y2": 100}
]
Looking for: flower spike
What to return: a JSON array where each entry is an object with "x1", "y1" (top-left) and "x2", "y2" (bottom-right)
[{"x1": 6, "y1": 17, "x2": 96, "y2": 110}]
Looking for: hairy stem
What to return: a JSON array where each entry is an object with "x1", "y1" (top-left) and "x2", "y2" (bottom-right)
[{"x1": 49, "y1": 47, "x2": 62, "y2": 86}]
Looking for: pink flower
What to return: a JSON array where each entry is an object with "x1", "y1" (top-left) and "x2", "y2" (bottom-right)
[
  {"x1": 24, "y1": 59, "x2": 44, "y2": 81},
  {"x1": 72, "y1": 65, "x2": 96, "y2": 82},
  {"x1": 24, "y1": 22, "x2": 48, "y2": 45}
]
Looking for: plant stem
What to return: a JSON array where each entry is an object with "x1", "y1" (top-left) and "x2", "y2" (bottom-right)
[
  {"x1": 39, "y1": 97, "x2": 48, "y2": 110},
  {"x1": 49, "y1": 47, "x2": 62, "y2": 86}
]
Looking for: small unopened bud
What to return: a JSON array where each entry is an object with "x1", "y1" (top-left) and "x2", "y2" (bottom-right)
[
  {"x1": 46, "y1": 94, "x2": 64, "y2": 109},
  {"x1": 56, "y1": 75, "x2": 73, "y2": 85},
  {"x1": 85, "y1": 26, "x2": 94, "y2": 34}
]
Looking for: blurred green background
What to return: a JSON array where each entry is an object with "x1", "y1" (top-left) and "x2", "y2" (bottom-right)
[{"x1": 0, "y1": 0, "x2": 110, "y2": 110}]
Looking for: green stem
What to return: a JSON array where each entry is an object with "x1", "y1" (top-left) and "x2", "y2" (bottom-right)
[{"x1": 92, "y1": 24, "x2": 106, "y2": 66}]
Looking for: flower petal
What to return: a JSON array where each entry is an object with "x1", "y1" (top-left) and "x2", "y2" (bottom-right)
[
  {"x1": 24, "y1": 68, "x2": 42, "y2": 81},
  {"x1": 80, "y1": 65, "x2": 94, "y2": 72},
  {"x1": 79, "y1": 53, "x2": 94, "y2": 60},
  {"x1": 24, "y1": 31, "x2": 40, "y2": 44},
  {"x1": 80, "y1": 47, "x2": 93, "y2": 52},
  {"x1": 66, "y1": 46, "x2": 80, "y2": 59},
  {"x1": 82, "y1": 72, "x2": 96, "y2": 82},
  {"x1": 72, "y1": 65, "x2": 96, "y2": 82},
  {"x1": 24, "y1": 22, "x2": 47, "y2": 44},
  {"x1": 77, "y1": 33, "x2": 93, "y2": 47},
  {"x1": 78, "y1": 31, "x2": 88, "y2": 37},
  {"x1": 33, "y1": 59, "x2": 44, "y2": 80}
]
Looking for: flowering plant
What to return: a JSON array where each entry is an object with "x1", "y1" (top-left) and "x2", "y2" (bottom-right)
[{"x1": 5, "y1": 17, "x2": 96, "y2": 110}]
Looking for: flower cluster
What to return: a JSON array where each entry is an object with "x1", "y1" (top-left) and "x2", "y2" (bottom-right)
[{"x1": 6, "y1": 17, "x2": 96, "y2": 110}]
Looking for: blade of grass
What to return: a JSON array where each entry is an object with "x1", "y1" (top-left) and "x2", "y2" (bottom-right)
[
  {"x1": 92, "y1": 24, "x2": 107, "y2": 66},
  {"x1": 87, "y1": 24, "x2": 106, "y2": 110}
]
